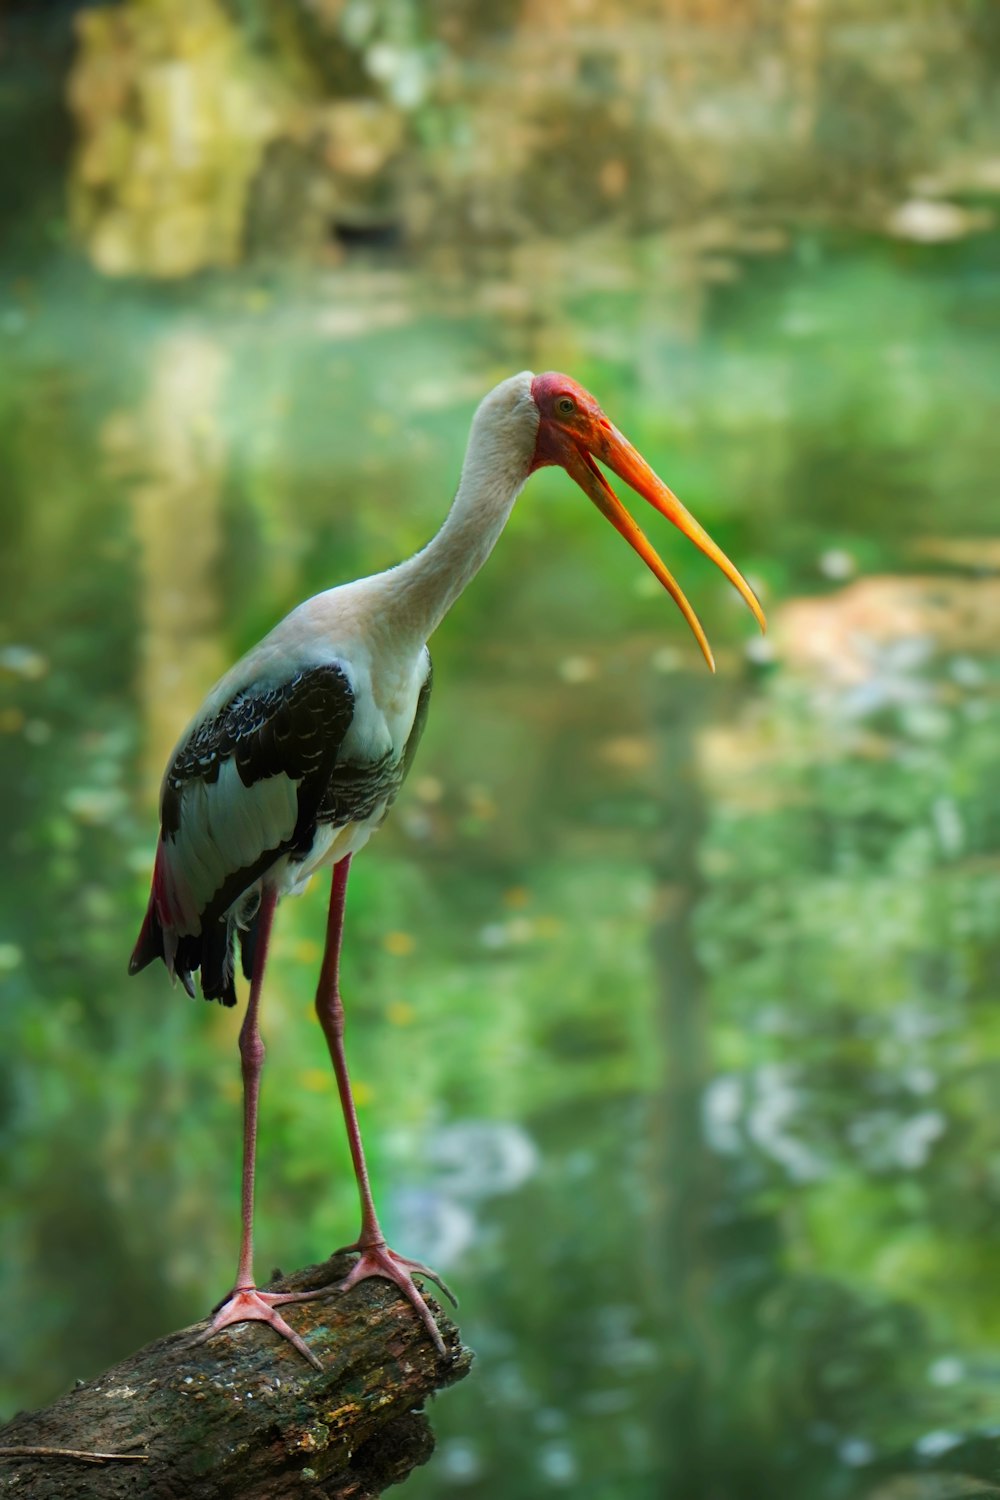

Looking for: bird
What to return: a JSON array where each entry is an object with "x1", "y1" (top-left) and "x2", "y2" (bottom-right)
[{"x1": 129, "y1": 370, "x2": 765, "y2": 1368}]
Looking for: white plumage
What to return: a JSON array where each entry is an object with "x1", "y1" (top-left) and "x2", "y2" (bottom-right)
[{"x1": 129, "y1": 369, "x2": 764, "y2": 1368}]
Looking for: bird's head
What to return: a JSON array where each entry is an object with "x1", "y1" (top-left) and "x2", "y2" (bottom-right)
[{"x1": 528, "y1": 370, "x2": 766, "y2": 671}]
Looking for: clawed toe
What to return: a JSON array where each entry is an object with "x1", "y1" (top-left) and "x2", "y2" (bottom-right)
[
  {"x1": 193, "y1": 1287, "x2": 322, "y2": 1371},
  {"x1": 329, "y1": 1241, "x2": 453, "y2": 1357},
  {"x1": 330, "y1": 1240, "x2": 456, "y2": 1306},
  {"x1": 385, "y1": 1252, "x2": 458, "y2": 1308}
]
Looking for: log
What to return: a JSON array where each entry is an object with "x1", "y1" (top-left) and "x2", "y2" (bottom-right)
[{"x1": 0, "y1": 1253, "x2": 471, "y2": 1500}]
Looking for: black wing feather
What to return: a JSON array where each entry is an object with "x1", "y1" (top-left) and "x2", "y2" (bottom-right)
[
  {"x1": 237, "y1": 659, "x2": 432, "y2": 985},
  {"x1": 132, "y1": 662, "x2": 355, "y2": 1005}
]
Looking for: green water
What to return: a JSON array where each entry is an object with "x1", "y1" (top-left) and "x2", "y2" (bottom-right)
[{"x1": 2, "y1": 223, "x2": 1000, "y2": 1500}]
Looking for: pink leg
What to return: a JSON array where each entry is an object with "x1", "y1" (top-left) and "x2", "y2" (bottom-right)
[
  {"x1": 314, "y1": 856, "x2": 454, "y2": 1357},
  {"x1": 194, "y1": 886, "x2": 321, "y2": 1370}
]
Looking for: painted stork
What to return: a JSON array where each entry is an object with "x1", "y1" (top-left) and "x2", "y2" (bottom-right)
[{"x1": 129, "y1": 370, "x2": 765, "y2": 1368}]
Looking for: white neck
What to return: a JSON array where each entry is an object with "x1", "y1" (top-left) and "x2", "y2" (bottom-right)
[{"x1": 375, "y1": 372, "x2": 539, "y2": 647}]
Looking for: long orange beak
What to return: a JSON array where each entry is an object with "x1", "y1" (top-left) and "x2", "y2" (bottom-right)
[{"x1": 562, "y1": 423, "x2": 766, "y2": 673}]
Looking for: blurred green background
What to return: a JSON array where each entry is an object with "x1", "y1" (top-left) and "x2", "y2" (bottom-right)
[{"x1": 2, "y1": 2, "x2": 1000, "y2": 1496}]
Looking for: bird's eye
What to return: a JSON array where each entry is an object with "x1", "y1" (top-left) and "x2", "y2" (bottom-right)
[{"x1": 556, "y1": 396, "x2": 576, "y2": 416}]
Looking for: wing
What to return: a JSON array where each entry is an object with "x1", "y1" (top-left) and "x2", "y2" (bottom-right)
[{"x1": 129, "y1": 662, "x2": 355, "y2": 1005}]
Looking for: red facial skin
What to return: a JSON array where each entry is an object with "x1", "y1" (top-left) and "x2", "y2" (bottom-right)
[{"x1": 529, "y1": 373, "x2": 611, "y2": 472}]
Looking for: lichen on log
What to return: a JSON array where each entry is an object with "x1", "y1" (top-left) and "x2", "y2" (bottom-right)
[{"x1": 0, "y1": 1253, "x2": 471, "y2": 1500}]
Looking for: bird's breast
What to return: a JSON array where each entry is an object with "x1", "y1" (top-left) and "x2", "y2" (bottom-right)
[
  {"x1": 300, "y1": 642, "x2": 429, "y2": 837},
  {"x1": 338, "y1": 644, "x2": 430, "y2": 765}
]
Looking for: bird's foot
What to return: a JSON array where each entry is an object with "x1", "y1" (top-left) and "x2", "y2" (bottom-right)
[
  {"x1": 329, "y1": 1235, "x2": 457, "y2": 1358},
  {"x1": 193, "y1": 1285, "x2": 322, "y2": 1371}
]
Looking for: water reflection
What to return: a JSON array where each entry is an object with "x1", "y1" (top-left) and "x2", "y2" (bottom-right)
[
  {"x1": 1, "y1": 219, "x2": 1000, "y2": 1500},
  {"x1": 393, "y1": 1120, "x2": 540, "y2": 1267},
  {"x1": 113, "y1": 330, "x2": 230, "y2": 785}
]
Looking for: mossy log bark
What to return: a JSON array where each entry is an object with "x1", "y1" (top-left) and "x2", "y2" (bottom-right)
[{"x1": 0, "y1": 1253, "x2": 470, "y2": 1500}]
